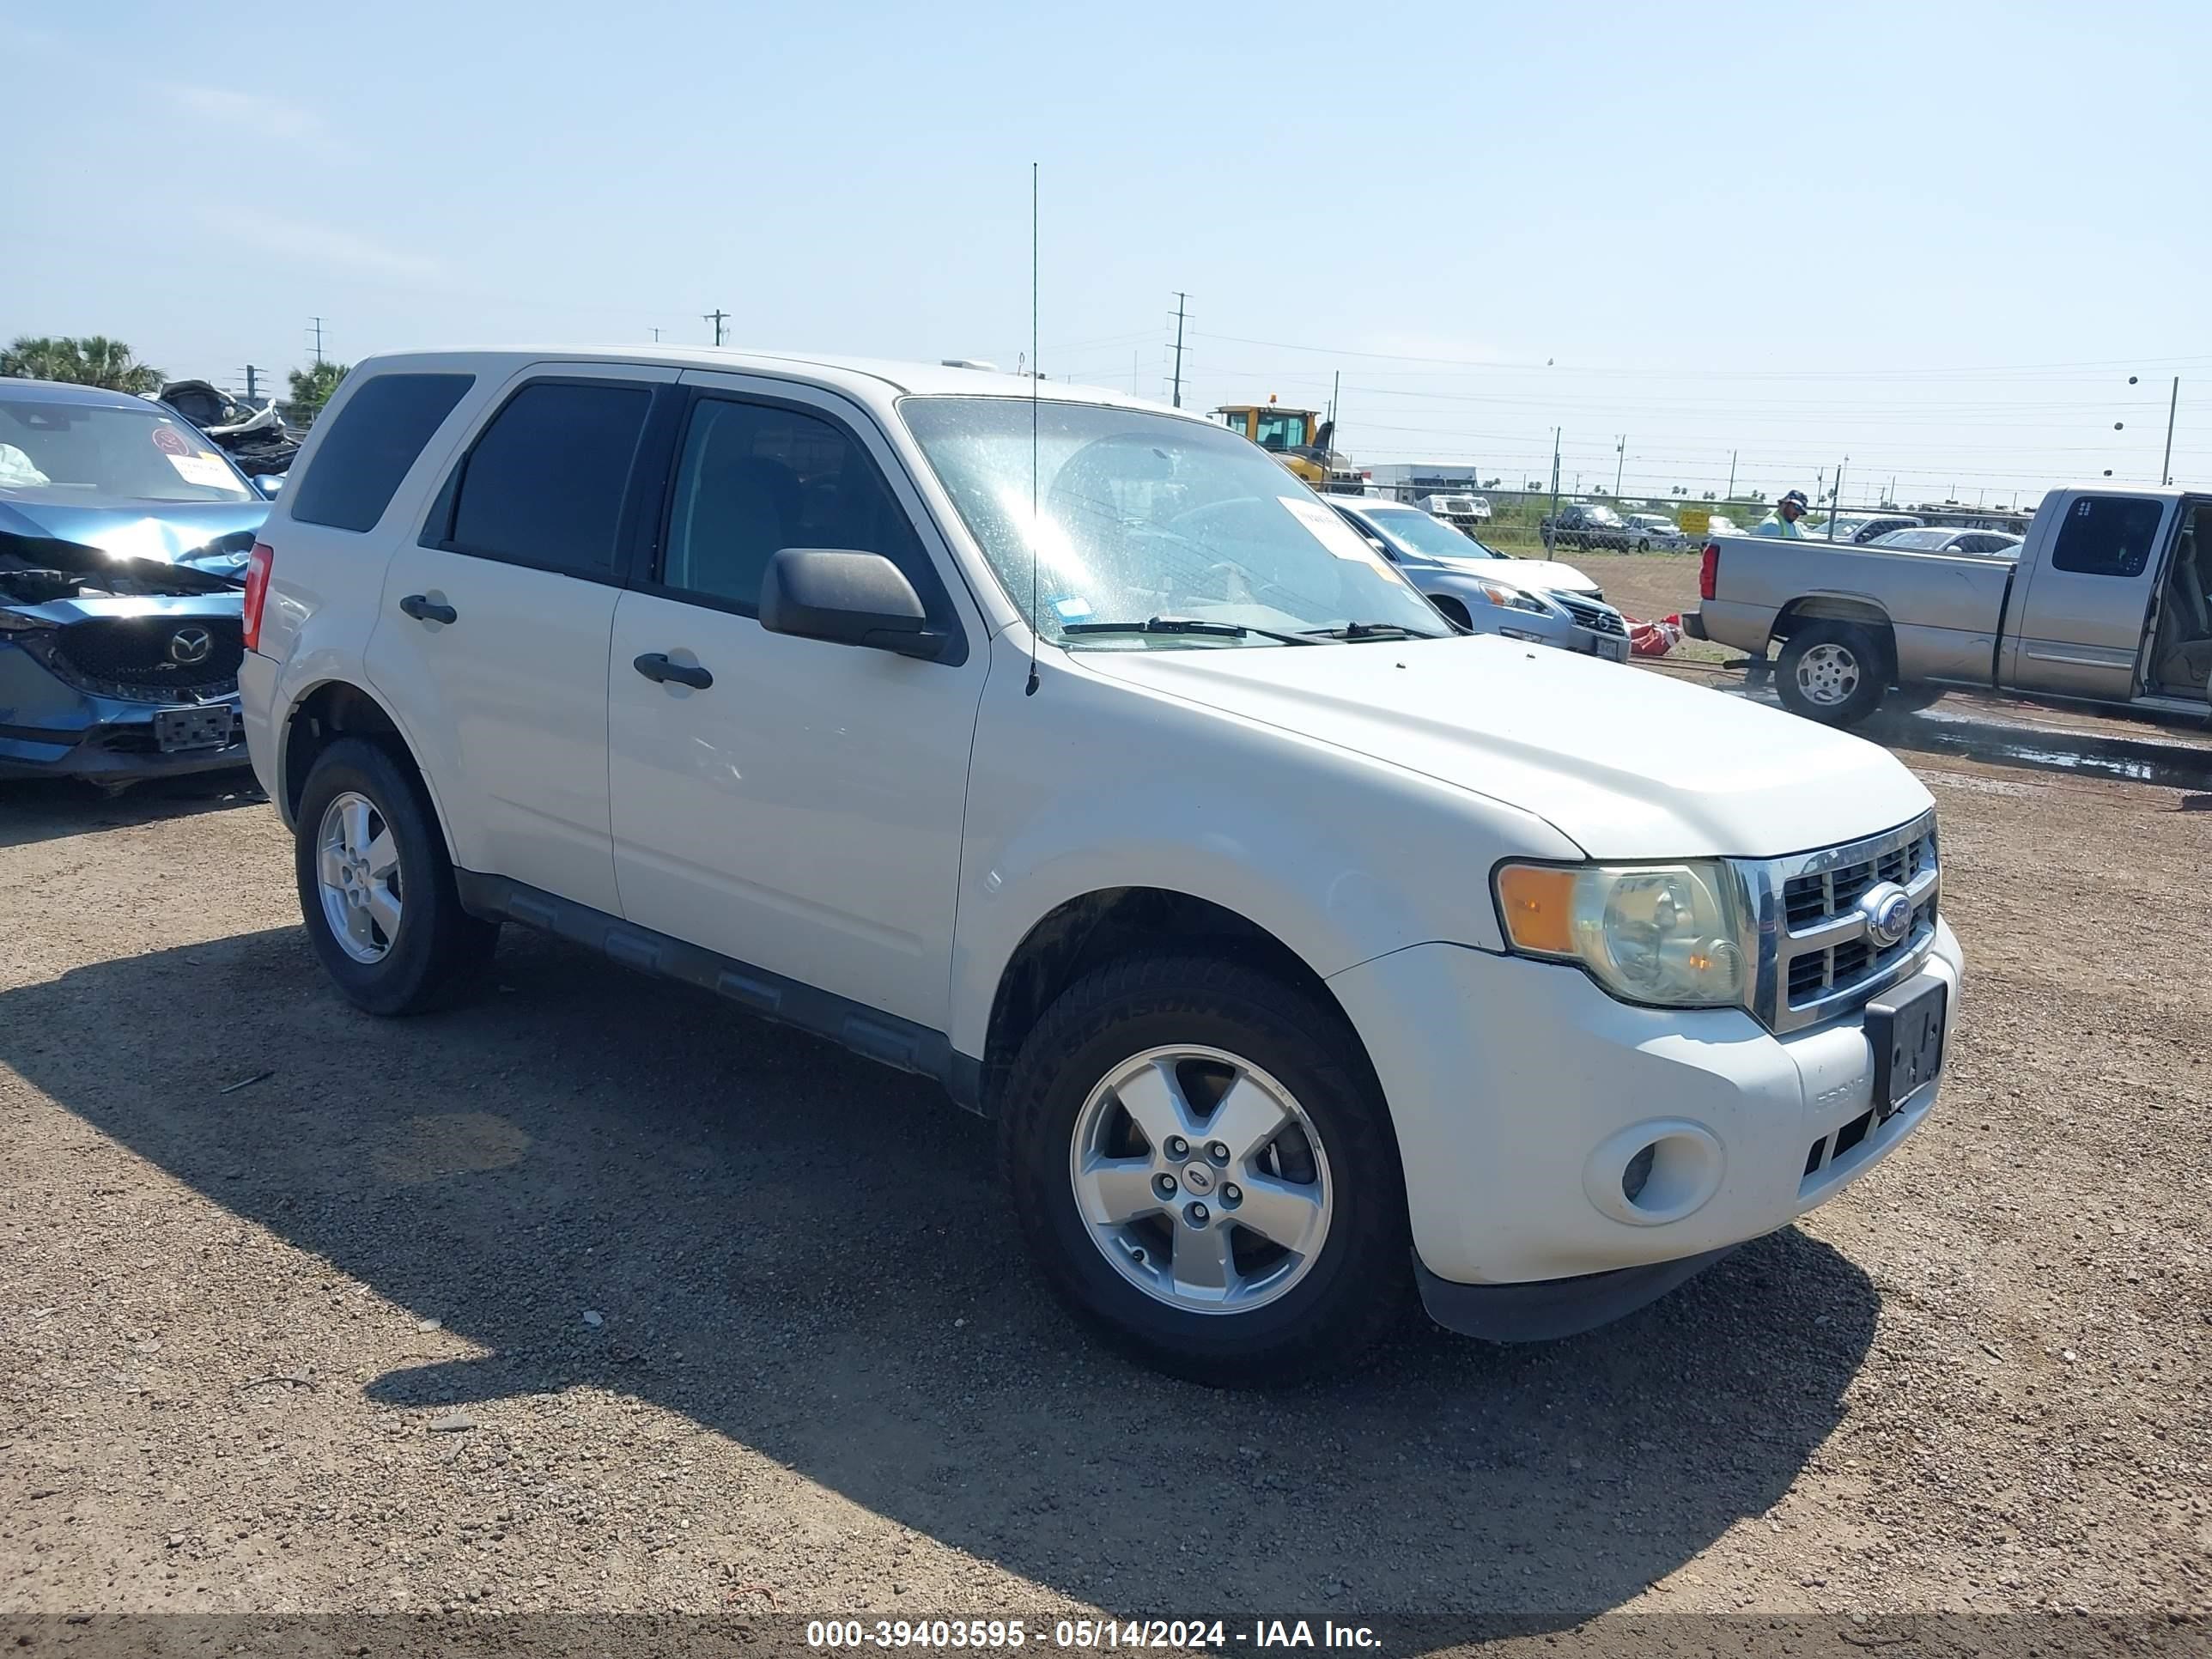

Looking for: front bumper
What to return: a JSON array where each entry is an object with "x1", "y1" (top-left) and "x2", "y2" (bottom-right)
[
  {"x1": 1327, "y1": 920, "x2": 1963, "y2": 1335},
  {"x1": 0, "y1": 644, "x2": 247, "y2": 782}
]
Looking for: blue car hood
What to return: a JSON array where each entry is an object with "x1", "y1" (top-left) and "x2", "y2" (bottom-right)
[{"x1": 0, "y1": 492, "x2": 267, "y2": 568}]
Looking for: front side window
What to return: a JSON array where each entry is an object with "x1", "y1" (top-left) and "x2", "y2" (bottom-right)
[
  {"x1": 446, "y1": 380, "x2": 651, "y2": 576},
  {"x1": 289, "y1": 373, "x2": 473, "y2": 531},
  {"x1": 2051, "y1": 495, "x2": 2164, "y2": 578},
  {"x1": 0, "y1": 395, "x2": 252, "y2": 506},
  {"x1": 900, "y1": 398, "x2": 1446, "y2": 648},
  {"x1": 661, "y1": 398, "x2": 927, "y2": 611}
]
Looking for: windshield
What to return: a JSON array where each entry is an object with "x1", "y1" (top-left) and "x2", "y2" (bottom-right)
[
  {"x1": 1872, "y1": 529, "x2": 1954, "y2": 549},
  {"x1": 1580, "y1": 505, "x2": 1625, "y2": 526},
  {"x1": 900, "y1": 398, "x2": 1444, "y2": 648},
  {"x1": 1358, "y1": 507, "x2": 1502, "y2": 562},
  {"x1": 0, "y1": 396, "x2": 251, "y2": 505}
]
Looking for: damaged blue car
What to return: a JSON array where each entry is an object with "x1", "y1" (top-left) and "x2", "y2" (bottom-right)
[{"x1": 1, "y1": 378, "x2": 276, "y2": 787}]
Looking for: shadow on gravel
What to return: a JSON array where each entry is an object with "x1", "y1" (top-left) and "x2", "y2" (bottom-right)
[
  {"x1": 1, "y1": 924, "x2": 1880, "y2": 1628},
  {"x1": 0, "y1": 769, "x2": 264, "y2": 851}
]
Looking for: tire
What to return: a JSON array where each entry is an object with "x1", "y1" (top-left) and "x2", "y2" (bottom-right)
[
  {"x1": 1776, "y1": 622, "x2": 1887, "y2": 726},
  {"x1": 294, "y1": 737, "x2": 498, "y2": 1015},
  {"x1": 1429, "y1": 594, "x2": 1473, "y2": 629},
  {"x1": 1636, "y1": 537, "x2": 1650, "y2": 553},
  {"x1": 1000, "y1": 952, "x2": 1412, "y2": 1386}
]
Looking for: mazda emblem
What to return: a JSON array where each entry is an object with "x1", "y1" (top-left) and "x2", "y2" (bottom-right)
[
  {"x1": 1857, "y1": 881, "x2": 1915, "y2": 950},
  {"x1": 168, "y1": 626, "x2": 214, "y2": 666}
]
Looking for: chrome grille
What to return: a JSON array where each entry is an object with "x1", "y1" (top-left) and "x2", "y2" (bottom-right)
[
  {"x1": 1736, "y1": 812, "x2": 1940, "y2": 1034},
  {"x1": 1552, "y1": 592, "x2": 1626, "y2": 636}
]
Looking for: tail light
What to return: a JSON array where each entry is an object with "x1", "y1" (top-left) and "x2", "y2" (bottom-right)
[
  {"x1": 241, "y1": 542, "x2": 274, "y2": 652},
  {"x1": 1698, "y1": 542, "x2": 1719, "y2": 602}
]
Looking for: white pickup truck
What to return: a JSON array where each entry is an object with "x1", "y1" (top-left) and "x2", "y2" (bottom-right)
[
  {"x1": 240, "y1": 347, "x2": 1962, "y2": 1382},
  {"x1": 1688, "y1": 486, "x2": 2212, "y2": 726}
]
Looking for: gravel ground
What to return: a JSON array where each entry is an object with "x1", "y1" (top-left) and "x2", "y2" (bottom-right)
[{"x1": 3, "y1": 608, "x2": 2209, "y2": 1641}]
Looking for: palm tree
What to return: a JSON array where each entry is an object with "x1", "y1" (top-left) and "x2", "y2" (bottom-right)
[
  {"x1": 287, "y1": 359, "x2": 351, "y2": 415},
  {"x1": 0, "y1": 335, "x2": 164, "y2": 392}
]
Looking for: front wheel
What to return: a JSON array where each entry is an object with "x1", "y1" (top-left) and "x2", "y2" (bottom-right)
[
  {"x1": 1777, "y1": 622, "x2": 1887, "y2": 726},
  {"x1": 1000, "y1": 954, "x2": 1411, "y2": 1386}
]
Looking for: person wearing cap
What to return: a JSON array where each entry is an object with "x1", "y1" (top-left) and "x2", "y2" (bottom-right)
[{"x1": 1752, "y1": 490, "x2": 1813, "y2": 538}]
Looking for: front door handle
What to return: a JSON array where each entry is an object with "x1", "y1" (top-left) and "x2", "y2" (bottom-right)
[
  {"x1": 398, "y1": 593, "x2": 457, "y2": 624},
  {"x1": 633, "y1": 652, "x2": 713, "y2": 690}
]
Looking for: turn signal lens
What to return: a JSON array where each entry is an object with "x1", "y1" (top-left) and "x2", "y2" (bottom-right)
[{"x1": 1495, "y1": 865, "x2": 1577, "y2": 955}]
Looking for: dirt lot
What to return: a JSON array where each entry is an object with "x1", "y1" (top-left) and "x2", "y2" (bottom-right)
[{"x1": 3, "y1": 570, "x2": 2209, "y2": 1640}]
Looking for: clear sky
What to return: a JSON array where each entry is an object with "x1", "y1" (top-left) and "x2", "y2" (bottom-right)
[{"x1": 9, "y1": 0, "x2": 2208, "y2": 507}]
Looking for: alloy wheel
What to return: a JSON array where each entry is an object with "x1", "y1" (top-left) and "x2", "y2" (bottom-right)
[
  {"x1": 316, "y1": 790, "x2": 403, "y2": 963},
  {"x1": 1068, "y1": 1045, "x2": 1334, "y2": 1315}
]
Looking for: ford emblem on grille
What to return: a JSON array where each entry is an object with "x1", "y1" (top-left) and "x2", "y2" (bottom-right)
[
  {"x1": 1858, "y1": 882, "x2": 1915, "y2": 949},
  {"x1": 168, "y1": 626, "x2": 215, "y2": 665}
]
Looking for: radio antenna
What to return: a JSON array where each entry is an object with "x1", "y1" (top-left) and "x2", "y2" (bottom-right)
[{"x1": 1025, "y1": 161, "x2": 1041, "y2": 697}]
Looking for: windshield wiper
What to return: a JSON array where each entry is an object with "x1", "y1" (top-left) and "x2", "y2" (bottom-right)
[
  {"x1": 1301, "y1": 621, "x2": 1443, "y2": 641},
  {"x1": 1060, "y1": 616, "x2": 1322, "y2": 646}
]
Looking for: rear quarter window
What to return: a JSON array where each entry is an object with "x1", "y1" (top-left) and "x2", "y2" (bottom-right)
[
  {"x1": 2051, "y1": 496, "x2": 2165, "y2": 578},
  {"x1": 287, "y1": 373, "x2": 476, "y2": 532}
]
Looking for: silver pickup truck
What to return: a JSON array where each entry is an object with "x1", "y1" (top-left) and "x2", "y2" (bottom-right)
[{"x1": 1686, "y1": 485, "x2": 2212, "y2": 726}]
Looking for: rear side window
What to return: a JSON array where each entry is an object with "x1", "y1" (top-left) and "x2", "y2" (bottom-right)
[
  {"x1": 440, "y1": 380, "x2": 653, "y2": 577},
  {"x1": 2051, "y1": 496, "x2": 2164, "y2": 578},
  {"x1": 288, "y1": 373, "x2": 474, "y2": 532}
]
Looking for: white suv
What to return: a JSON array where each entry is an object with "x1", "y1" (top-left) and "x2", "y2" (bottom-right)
[{"x1": 239, "y1": 348, "x2": 1963, "y2": 1383}]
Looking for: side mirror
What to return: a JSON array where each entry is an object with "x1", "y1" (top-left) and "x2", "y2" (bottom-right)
[
  {"x1": 255, "y1": 473, "x2": 285, "y2": 499},
  {"x1": 759, "y1": 547, "x2": 944, "y2": 659}
]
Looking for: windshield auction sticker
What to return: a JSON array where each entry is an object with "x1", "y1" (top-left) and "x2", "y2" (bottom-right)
[
  {"x1": 166, "y1": 451, "x2": 236, "y2": 489},
  {"x1": 1278, "y1": 495, "x2": 1392, "y2": 574}
]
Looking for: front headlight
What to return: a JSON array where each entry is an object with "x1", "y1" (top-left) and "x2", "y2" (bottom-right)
[
  {"x1": 1471, "y1": 580, "x2": 1548, "y2": 615},
  {"x1": 1494, "y1": 860, "x2": 1752, "y2": 1009}
]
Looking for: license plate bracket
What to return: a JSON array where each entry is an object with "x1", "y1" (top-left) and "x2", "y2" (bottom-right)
[
  {"x1": 1867, "y1": 974, "x2": 1947, "y2": 1115},
  {"x1": 154, "y1": 706, "x2": 234, "y2": 753}
]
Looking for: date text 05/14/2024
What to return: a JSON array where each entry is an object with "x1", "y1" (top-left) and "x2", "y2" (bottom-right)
[{"x1": 805, "y1": 1620, "x2": 1382, "y2": 1650}]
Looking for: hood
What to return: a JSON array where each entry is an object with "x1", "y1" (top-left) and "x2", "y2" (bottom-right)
[
  {"x1": 0, "y1": 494, "x2": 267, "y2": 571},
  {"x1": 1434, "y1": 555, "x2": 1598, "y2": 595},
  {"x1": 1076, "y1": 635, "x2": 1932, "y2": 860}
]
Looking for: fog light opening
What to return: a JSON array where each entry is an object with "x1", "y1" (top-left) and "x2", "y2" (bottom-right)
[{"x1": 1621, "y1": 1142, "x2": 1657, "y2": 1204}]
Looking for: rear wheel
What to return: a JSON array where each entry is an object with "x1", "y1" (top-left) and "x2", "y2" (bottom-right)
[
  {"x1": 1000, "y1": 954, "x2": 1411, "y2": 1386},
  {"x1": 1777, "y1": 622, "x2": 1887, "y2": 726},
  {"x1": 294, "y1": 738, "x2": 497, "y2": 1014}
]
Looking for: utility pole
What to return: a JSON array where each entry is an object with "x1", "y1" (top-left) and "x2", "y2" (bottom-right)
[
  {"x1": 1549, "y1": 428, "x2": 1563, "y2": 528},
  {"x1": 1170, "y1": 292, "x2": 1188, "y2": 408},
  {"x1": 243, "y1": 365, "x2": 262, "y2": 402},
  {"x1": 307, "y1": 317, "x2": 325, "y2": 363},
  {"x1": 1828, "y1": 457, "x2": 1848, "y2": 539},
  {"x1": 1613, "y1": 434, "x2": 1626, "y2": 498},
  {"x1": 1887, "y1": 474, "x2": 1896, "y2": 507},
  {"x1": 2163, "y1": 375, "x2": 2180, "y2": 485},
  {"x1": 1726, "y1": 450, "x2": 1737, "y2": 498},
  {"x1": 651, "y1": 327, "x2": 661, "y2": 342},
  {"x1": 703, "y1": 309, "x2": 728, "y2": 347}
]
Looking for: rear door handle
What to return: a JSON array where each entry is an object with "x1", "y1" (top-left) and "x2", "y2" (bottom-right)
[
  {"x1": 398, "y1": 593, "x2": 457, "y2": 624},
  {"x1": 633, "y1": 652, "x2": 713, "y2": 690}
]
